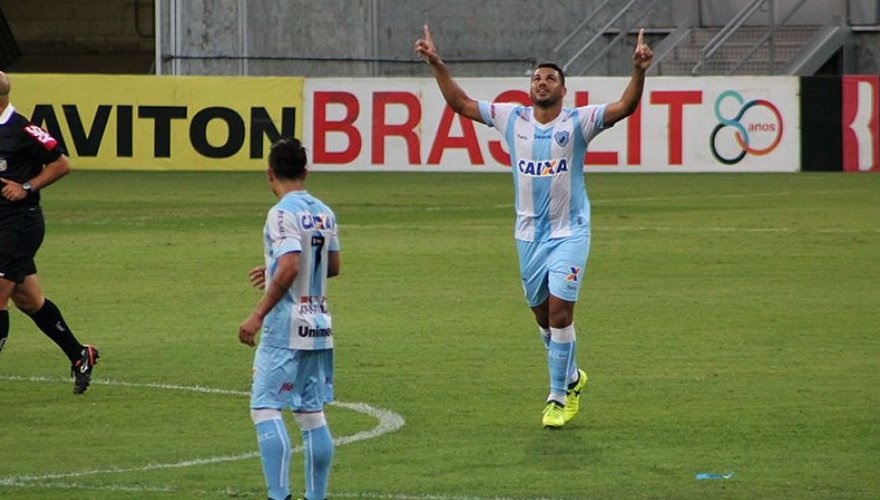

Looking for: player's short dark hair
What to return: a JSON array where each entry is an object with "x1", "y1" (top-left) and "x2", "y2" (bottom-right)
[
  {"x1": 268, "y1": 138, "x2": 308, "y2": 180},
  {"x1": 535, "y1": 62, "x2": 565, "y2": 87}
]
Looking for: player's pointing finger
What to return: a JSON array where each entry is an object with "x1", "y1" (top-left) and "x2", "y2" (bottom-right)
[{"x1": 637, "y1": 28, "x2": 645, "y2": 47}]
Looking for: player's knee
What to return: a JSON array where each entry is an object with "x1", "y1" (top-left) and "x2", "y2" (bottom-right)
[
  {"x1": 548, "y1": 297, "x2": 575, "y2": 328},
  {"x1": 293, "y1": 411, "x2": 327, "y2": 431},
  {"x1": 11, "y1": 288, "x2": 43, "y2": 314},
  {"x1": 250, "y1": 408, "x2": 282, "y2": 424},
  {"x1": 548, "y1": 310, "x2": 573, "y2": 328}
]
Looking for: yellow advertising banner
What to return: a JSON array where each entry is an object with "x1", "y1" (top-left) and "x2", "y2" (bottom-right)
[{"x1": 11, "y1": 74, "x2": 303, "y2": 170}]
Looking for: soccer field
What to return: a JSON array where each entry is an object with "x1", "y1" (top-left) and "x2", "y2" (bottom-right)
[{"x1": 0, "y1": 170, "x2": 878, "y2": 499}]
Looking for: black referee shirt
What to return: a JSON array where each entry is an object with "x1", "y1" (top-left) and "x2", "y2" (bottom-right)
[{"x1": 0, "y1": 104, "x2": 65, "y2": 209}]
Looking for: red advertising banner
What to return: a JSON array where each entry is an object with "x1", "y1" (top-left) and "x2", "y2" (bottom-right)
[
  {"x1": 305, "y1": 77, "x2": 800, "y2": 173},
  {"x1": 842, "y1": 75, "x2": 879, "y2": 173}
]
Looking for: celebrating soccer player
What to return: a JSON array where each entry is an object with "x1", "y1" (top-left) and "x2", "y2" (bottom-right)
[{"x1": 416, "y1": 25, "x2": 652, "y2": 428}]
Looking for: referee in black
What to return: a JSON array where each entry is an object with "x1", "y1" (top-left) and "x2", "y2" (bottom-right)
[{"x1": 0, "y1": 71, "x2": 100, "y2": 394}]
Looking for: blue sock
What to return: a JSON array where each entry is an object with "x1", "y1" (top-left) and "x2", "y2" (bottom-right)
[
  {"x1": 302, "y1": 425, "x2": 333, "y2": 499},
  {"x1": 548, "y1": 326, "x2": 577, "y2": 397},
  {"x1": 255, "y1": 418, "x2": 291, "y2": 500}
]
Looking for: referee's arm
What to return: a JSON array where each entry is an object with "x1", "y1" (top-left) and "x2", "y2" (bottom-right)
[{"x1": 29, "y1": 154, "x2": 71, "y2": 191}]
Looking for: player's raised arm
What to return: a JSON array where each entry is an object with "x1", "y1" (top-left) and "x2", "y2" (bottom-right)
[
  {"x1": 415, "y1": 24, "x2": 484, "y2": 123},
  {"x1": 604, "y1": 28, "x2": 653, "y2": 127}
]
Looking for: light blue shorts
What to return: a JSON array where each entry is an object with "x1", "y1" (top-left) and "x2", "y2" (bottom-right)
[
  {"x1": 516, "y1": 234, "x2": 590, "y2": 307},
  {"x1": 250, "y1": 344, "x2": 334, "y2": 412}
]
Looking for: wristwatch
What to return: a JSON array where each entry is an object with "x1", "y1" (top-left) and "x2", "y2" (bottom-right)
[{"x1": 21, "y1": 182, "x2": 33, "y2": 193}]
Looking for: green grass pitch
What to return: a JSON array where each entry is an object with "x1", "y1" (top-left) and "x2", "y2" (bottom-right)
[{"x1": 0, "y1": 170, "x2": 878, "y2": 499}]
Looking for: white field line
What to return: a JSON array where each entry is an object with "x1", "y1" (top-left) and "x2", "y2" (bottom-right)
[
  {"x1": 342, "y1": 223, "x2": 879, "y2": 235},
  {"x1": 1, "y1": 481, "x2": 175, "y2": 493},
  {"x1": 601, "y1": 225, "x2": 880, "y2": 235},
  {"x1": 5, "y1": 481, "x2": 550, "y2": 500},
  {"x1": 329, "y1": 494, "x2": 554, "y2": 500},
  {"x1": 415, "y1": 188, "x2": 877, "y2": 212},
  {"x1": 0, "y1": 375, "x2": 405, "y2": 487},
  {"x1": 1, "y1": 377, "x2": 564, "y2": 499}
]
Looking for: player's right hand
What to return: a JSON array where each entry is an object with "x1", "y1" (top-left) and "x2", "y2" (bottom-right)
[
  {"x1": 415, "y1": 24, "x2": 440, "y2": 65},
  {"x1": 0, "y1": 178, "x2": 27, "y2": 201},
  {"x1": 248, "y1": 266, "x2": 266, "y2": 289}
]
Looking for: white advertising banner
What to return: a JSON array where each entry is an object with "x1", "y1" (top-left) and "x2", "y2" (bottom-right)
[{"x1": 304, "y1": 77, "x2": 799, "y2": 173}]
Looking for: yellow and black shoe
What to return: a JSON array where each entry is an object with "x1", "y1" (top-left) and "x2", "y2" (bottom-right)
[
  {"x1": 542, "y1": 401, "x2": 565, "y2": 429},
  {"x1": 563, "y1": 369, "x2": 588, "y2": 423}
]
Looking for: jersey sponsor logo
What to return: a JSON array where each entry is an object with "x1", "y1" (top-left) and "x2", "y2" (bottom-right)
[
  {"x1": 517, "y1": 158, "x2": 569, "y2": 176},
  {"x1": 565, "y1": 266, "x2": 580, "y2": 282},
  {"x1": 23, "y1": 124, "x2": 58, "y2": 150},
  {"x1": 0, "y1": 158, "x2": 6, "y2": 172},
  {"x1": 301, "y1": 213, "x2": 334, "y2": 230},
  {"x1": 297, "y1": 326, "x2": 333, "y2": 338},
  {"x1": 299, "y1": 303, "x2": 329, "y2": 314},
  {"x1": 298, "y1": 296, "x2": 329, "y2": 315}
]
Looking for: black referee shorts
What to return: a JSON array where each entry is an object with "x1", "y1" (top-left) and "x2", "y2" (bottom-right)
[{"x1": 0, "y1": 206, "x2": 45, "y2": 284}]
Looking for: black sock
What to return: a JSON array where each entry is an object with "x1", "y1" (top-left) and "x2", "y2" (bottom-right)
[
  {"x1": 0, "y1": 309, "x2": 8, "y2": 355},
  {"x1": 27, "y1": 299, "x2": 83, "y2": 363}
]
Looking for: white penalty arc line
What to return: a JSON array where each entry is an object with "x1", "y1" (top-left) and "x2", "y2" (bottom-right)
[
  {"x1": 0, "y1": 375, "x2": 405, "y2": 487},
  {"x1": 601, "y1": 225, "x2": 880, "y2": 235}
]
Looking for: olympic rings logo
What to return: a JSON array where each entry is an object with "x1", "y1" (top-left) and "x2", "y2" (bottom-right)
[{"x1": 710, "y1": 90, "x2": 784, "y2": 165}]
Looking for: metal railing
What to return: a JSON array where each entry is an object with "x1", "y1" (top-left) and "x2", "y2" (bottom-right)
[
  {"x1": 554, "y1": 0, "x2": 658, "y2": 75},
  {"x1": 645, "y1": 17, "x2": 696, "y2": 75},
  {"x1": 728, "y1": 0, "x2": 812, "y2": 74},
  {"x1": 691, "y1": 0, "x2": 827, "y2": 76}
]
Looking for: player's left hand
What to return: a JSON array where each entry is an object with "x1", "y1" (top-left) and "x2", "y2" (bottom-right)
[
  {"x1": 0, "y1": 178, "x2": 27, "y2": 201},
  {"x1": 633, "y1": 28, "x2": 653, "y2": 71},
  {"x1": 238, "y1": 314, "x2": 262, "y2": 347},
  {"x1": 248, "y1": 266, "x2": 267, "y2": 289},
  {"x1": 415, "y1": 24, "x2": 441, "y2": 65}
]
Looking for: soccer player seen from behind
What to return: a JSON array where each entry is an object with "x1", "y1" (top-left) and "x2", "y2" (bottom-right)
[
  {"x1": 239, "y1": 138, "x2": 340, "y2": 500},
  {"x1": 0, "y1": 71, "x2": 100, "y2": 394},
  {"x1": 416, "y1": 25, "x2": 652, "y2": 428}
]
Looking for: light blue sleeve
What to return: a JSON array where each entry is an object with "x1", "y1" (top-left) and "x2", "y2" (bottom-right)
[
  {"x1": 478, "y1": 100, "x2": 494, "y2": 127},
  {"x1": 269, "y1": 208, "x2": 303, "y2": 257},
  {"x1": 577, "y1": 103, "x2": 611, "y2": 142}
]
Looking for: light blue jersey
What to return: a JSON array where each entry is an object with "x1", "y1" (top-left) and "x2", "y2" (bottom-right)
[
  {"x1": 478, "y1": 101, "x2": 609, "y2": 242},
  {"x1": 260, "y1": 191, "x2": 339, "y2": 350}
]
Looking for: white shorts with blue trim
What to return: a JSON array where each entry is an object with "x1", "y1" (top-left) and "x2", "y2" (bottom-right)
[
  {"x1": 250, "y1": 344, "x2": 334, "y2": 412},
  {"x1": 516, "y1": 233, "x2": 590, "y2": 307}
]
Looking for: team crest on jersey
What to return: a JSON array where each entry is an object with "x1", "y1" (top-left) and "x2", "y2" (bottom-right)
[
  {"x1": 0, "y1": 158, "x2": 6, "y2": 172},
  {"x1": 554, "y1": 131, "x2": 570, "y2": 147},
  {"x1": 517, "y1": 158, "x2": 569, "y2": 176}
]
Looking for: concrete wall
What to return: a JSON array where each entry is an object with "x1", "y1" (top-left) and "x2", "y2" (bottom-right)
[
  {"x1": 0, "y1": 0, "x2": 875, "y2": 75},
  {"x1": 157, "y1": 0, "x2": 879, "y2": 77},
  {"x1": 157, "y1": 0, "x2": 678, "y2": 77}
]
